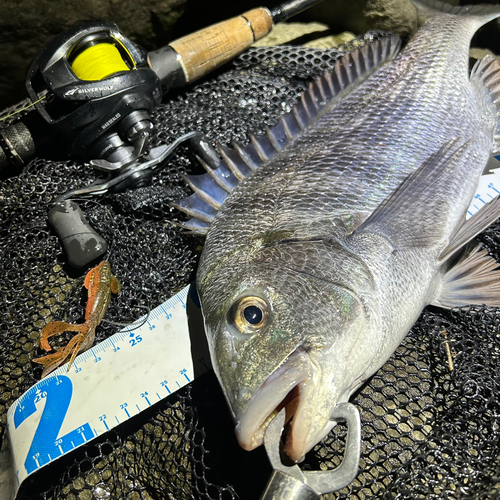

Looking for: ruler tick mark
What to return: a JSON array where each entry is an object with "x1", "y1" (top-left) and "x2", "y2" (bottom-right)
[{"x1": 180, "y1": 368, "x2": 191, "y2": 382}]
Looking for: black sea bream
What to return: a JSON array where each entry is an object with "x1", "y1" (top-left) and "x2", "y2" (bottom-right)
[{"x1": 174, "y1": 0, "x2": 500, "y2": 463}]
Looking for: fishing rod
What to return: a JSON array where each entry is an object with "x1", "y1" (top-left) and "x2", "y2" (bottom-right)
[
  {"x1": 0, "y1": 0, "x2": 325, "y2": 173},
  {"x1": 0, "y1": 0, "x2": 325, "y2": 268}
]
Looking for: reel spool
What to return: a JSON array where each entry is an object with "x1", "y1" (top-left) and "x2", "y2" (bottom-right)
[{"x1": 70, "y1": 38, "x2": 133, "y2": 81}]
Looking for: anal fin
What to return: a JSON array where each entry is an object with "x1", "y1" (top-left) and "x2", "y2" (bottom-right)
[
  {"x1": 439, "y1": 196, "x2": 500, "y2": 261},
  {"x1": 432, "y1": 244, "x2": 500, "y2": 309}
]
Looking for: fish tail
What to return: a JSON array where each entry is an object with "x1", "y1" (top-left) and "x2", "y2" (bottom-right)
[{"x1": 411, "y1": 0, "x2": 500, "y2": 23}]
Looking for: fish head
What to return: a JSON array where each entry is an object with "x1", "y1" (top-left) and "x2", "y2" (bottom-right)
[{"x1": 197, "y1": 241, "x2": 378, "y2": 463}]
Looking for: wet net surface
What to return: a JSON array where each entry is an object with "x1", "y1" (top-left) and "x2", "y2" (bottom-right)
[{"x1": 1, "y1": 35, "x2": 500, "y2": 500}]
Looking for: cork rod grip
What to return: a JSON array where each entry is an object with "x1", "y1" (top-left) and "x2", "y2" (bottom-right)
[{"x1": 168, "y1": 7, "x2": 273, "y2": 83}]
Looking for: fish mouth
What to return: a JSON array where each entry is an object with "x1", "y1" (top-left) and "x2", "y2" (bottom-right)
[{"x1": 235, "y1": 348, "x2": 315, "y2": 463}]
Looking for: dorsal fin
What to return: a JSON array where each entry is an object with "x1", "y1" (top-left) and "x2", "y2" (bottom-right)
[{"x1": 173, "y1": 35, "x2": 402, "y2": 234}]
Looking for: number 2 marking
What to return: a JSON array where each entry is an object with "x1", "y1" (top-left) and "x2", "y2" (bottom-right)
[{"x1": 13, "y1": 376, "x2": 94, "y2": 474}]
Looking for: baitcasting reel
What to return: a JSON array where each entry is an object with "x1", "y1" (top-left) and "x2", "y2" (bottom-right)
[{"x1": 27, "y1": 21, "x2": 162, "y2": 192}]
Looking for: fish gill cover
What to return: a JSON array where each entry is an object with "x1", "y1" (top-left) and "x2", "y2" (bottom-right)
[{"x1": 0, "y1": 35, "x2": 499, "y2": 499}]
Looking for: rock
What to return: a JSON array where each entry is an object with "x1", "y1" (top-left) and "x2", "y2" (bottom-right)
[
  {"x1": 0, "y1": 0, "x2": 187, "y2": 110},
  {"x1": 253, "y1": 21, "x2": 330, "y2": 46},
  {"x1": 303, "y1": 32, "x2": 356, "y2": 50},
  {"x1": 364, "y1": 0, "x2": 418, "y2": 37},
  {"x1": 469, "y1": 47, "x2": 497, "y2": 61},
  {"x1": 295, "y1": 0, "x2": 420, "y2": 37},
  {"x1": 253, "y1": 21, "x2": 355, "y2": 49}
]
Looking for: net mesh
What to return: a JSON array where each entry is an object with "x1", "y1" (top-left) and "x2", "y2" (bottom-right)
[{"x1": 1, "y1": 33, "x2": 500, "y2": 500}]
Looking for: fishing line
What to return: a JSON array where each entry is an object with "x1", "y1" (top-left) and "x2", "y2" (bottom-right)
[
  {"x1": 0, "y1": 95, "x2": 47, "y2": 122},
  {"x1": 68, "y1": 197, "x2": 107, "y2": 208},
  {"x1": 101, "y1": 305, "x2": 151, "y2": 330},
  {"x1": 71, "y1": 43, "x2": 131, "y2": 81}
]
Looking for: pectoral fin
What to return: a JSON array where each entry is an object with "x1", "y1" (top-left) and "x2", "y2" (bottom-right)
[
  {"x1": 355, "y1": 140, "x2": 472, "y2": 248},
  {"x1": 431, "y1": 244, "x2": 500, "y2": 309}
]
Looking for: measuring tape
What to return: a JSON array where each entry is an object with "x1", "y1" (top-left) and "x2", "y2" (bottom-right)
[
  {"x1": 4, "y1": 284, "x2": 211, "y2": 497},
  {"x1": 3, "y1": 158, "x2": 500, "y2": 499}
]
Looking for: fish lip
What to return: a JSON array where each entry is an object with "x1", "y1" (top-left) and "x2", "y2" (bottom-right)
[{"x1": 235, "y1": 347, "x2": 312, "y2": 455}]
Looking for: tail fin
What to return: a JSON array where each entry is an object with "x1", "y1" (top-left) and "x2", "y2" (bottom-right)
[
  {"x1": 411, "y1": 0, "x2": 500, "y2": 22},
  {"x1": 470, "y1": 55, "x2": 500, "y2": 154}
]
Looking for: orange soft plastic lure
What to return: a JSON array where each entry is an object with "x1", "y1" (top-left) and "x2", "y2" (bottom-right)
[{"x1": 33, "y1": 261, "x2": 121, "y2": 378}]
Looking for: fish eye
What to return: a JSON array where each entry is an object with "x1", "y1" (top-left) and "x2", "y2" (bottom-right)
[{"x1": 229, "y1": 296, "x2": 269, "y2": 334}]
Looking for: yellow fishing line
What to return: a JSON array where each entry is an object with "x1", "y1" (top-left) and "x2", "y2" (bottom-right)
[
  {"x1": 71, "y1": 43, "x2": 130, "y2": 81},
  {"x1": 0, "y1": 95, "x2": 47, "y2": 122}
]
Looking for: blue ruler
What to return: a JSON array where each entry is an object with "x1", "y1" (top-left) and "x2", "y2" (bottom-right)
[{"x1": 5, "y1": 284, "x2": 210, "y2": 496}]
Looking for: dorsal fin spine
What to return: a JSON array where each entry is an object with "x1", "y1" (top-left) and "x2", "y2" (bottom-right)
[
  {"x1": 182, "y1": 174, "x2": 224, "y2": 209},
  {"x1": 344, "y1": 54, "x2": 356, "y2": 83},
  {"x1": 265, "y1": 127, "x2": 281, "y2": 151},
  {"x1": 301, "y1": 91, "x2": 316, "y2": 118},
  {"x1": 197, "y1": 156, "x2": 235, "y2": 192},
  {"x1": 232, "y1": 142, "x2": 259, "y2": 171},
  {"x1": 249, "y1": 132, "x2": 270, "y2": 161},
  {"x1": 324, "y1": 71, "x2": 338, "y2": 96},
  {"x1": 356, "y1": 49, "x2": 367, "y2": 75},
  {"x1": 217, "y1": 144, "x2": 247, "y2": 180},
  {"x1": 374, "y1": 39, "x2": 383, "y2": 65},
  {"x1": 316, "y1": 74, "x2": 331, "y2": 102},
  {"x1": 280, "y1": 115, "x2": 295, "y2": 140},
  {"x1": 171, "y1": 194, "x2": 217, "y2": 223},
  {"x1": 293, "y1": 104, "x2": 307, "y2": 129},
  {"x1": 335, "y1": 61, "x2": 348, "y2": 90}
]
